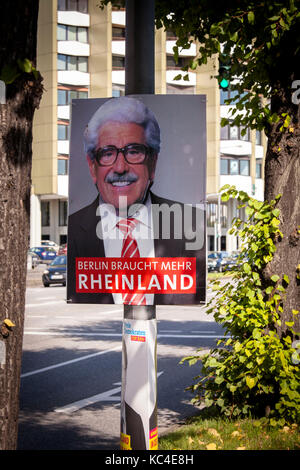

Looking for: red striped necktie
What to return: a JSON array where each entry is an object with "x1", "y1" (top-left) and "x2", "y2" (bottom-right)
[{"x1": 117, "y1": 218, "x2": 146, "y2": 305}]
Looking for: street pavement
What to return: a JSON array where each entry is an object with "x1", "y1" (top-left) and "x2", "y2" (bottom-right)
[{"x1": 17, "y1": 264, "x2": 226, "y2": 450}]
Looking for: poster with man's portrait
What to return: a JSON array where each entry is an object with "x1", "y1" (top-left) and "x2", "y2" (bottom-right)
[{"x1": 67, "y1": 95, "x2": 207, "y2": 305}]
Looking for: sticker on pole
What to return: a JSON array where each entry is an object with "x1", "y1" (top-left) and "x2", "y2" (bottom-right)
[
  {"x1": 149, "y1": 427, "x2": 158, "y2": 450},
  {"x1": 120, "y1": 432, "x2": 132, "y2": 450}
]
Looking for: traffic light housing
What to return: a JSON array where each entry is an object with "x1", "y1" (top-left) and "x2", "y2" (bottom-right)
[{"x1": 218, "y1": 55, "x2": 231, "y2": 90}]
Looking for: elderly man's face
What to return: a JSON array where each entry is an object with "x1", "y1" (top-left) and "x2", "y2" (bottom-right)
[{"x1": 87, "y1": 121, "x2": 157, "y2": 210}]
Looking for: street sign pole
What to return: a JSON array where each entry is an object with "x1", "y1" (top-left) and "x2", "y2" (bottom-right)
[{"x1": 120, "y1": 0, "x2": 157, "y2": 451}]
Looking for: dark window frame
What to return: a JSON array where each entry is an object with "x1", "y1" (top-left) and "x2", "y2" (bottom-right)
[
  {"x1": 57, "y1": 123, "x2": 70, "y2": 140},
  {"x1": 59, "y1": 200, "x2": 68, "y2": 226},
  {"x1": 207, "y1": 203, "x2": 228, "y2": 228},
  {"x1": 256, "y1": 160, "x2": 263, "y2": 178},
  {"x1": 112, "y1": 26, "x2": 125, "y2": 39},
  {"x1": 112, "y1": 55, "x2": 125, "y2": 69},
  {"x1": 41, "y1": 201, "x2": 50, "y2": 227},
  {"x1": 57, "y1": 24, "x2": 88, "y2": 43},
  {"x1": 57, "y1": 54, "x2": 88, "y2": 72},
  {"x1": 166, "y1": 55, "x2": 191, "y2": 70},
  {"x1": 58, "y1": 158, "x2": 69, "y2": 175},
  {"x1": 220, "y1": 156, "x2": 250, "y2": 176},
  {"x1": 58, "y1": 88, "x2": 88, "y2": 105},
  {"x1": 220, "y1": 122, "x2": 251, "y2": 141},
  {"x1": 58, "y1": 0, "x2": 88, "y2": 13}
]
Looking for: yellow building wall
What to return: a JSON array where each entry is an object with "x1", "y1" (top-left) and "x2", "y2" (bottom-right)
[
  {"x1": 195, "y1": 55, "x2": 220, "y2": 195},
  {"x1": 89, "y1": 2, "x2": 112, "y2": 98},
  {"x1": 32, "y1": 0, "x2": 57, "y2": 196}
]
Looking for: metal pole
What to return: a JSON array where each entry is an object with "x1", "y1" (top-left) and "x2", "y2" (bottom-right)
[
  {"x1": 125, "y1": 0, "x2": 155, "y2": 95},
  {"x1": 120, "y1": 0, "x2": 157, "y2": 451}
]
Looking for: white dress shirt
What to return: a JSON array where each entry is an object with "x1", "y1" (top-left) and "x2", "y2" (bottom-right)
[{"x1": 99, "y1": 195, "x2": 155, "y2": 304}]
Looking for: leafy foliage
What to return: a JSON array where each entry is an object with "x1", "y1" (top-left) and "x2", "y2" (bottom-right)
[
  {"x1": 0, "y1": 59, "x2": 38, "y2": 84},
  {"x1": 154, "y1": 1, "x2": 300, "y2": 134},
  {"x1": 183, "y1": 186, "x2": 300, "y2": 426}
]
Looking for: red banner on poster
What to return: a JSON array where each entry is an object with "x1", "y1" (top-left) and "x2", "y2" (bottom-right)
[{"x1": 76, "y1": 257, "x2": 196, "y2": 294}]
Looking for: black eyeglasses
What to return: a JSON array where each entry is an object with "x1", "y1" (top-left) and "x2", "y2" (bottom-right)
[{"x1": 92, "y1": 143, "x2": 153, "y2": 166}]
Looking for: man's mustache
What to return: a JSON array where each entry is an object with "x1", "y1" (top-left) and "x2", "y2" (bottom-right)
[{"x1": 105, "y1": 172, "x2": 138, "y2": 184}]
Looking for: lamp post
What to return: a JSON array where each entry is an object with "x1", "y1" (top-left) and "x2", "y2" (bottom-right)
[{"x1": 120, "y1": 0, "x2": 158, "y2": 451}]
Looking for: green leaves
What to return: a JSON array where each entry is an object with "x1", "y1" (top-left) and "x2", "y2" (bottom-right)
[
  {"x1": 0, "y1": 58, "x2": 39, "y2": 84},
  {"x1": 246, "y1": 376, "x2": 257, "y2": 389},
  {"x1": 247, "y1": 11, "x2": 255, "y2": 25},
  {"x1": 183, "y1": 186, "x2": 300, "y2": 426}
]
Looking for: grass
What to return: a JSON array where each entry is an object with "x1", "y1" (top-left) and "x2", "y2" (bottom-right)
[{"x1": 158, "y1": 409, "x2": 300, "y2": 451}]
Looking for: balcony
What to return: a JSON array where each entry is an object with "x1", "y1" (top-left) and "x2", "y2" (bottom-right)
[
  {"x1": 58, "y1": 40, "x2": 90, "y2": 56},
  {"x1": 58, "y1": 70, "x2": 90, "y2": 86},
  {"x1": 166, "y1": 70, "x2": 196, "y2": 86},
  {"x1": 112, "y1": 70, "x2": 125, "y2": 85},
  {"x1": 57, "y1": 11, "x2": 90, "y2": 27},
  {"x1": 112, "y1": 10, "x2": 125, "y2": 26},
  {"x1": 57, "y1": 105, "x2": 70, "y2": 120},
  {"x1": 57, "y1": 140, "x2": 69, "y2": 155},
  {"x1": 166, "y1": 40, "x2": 196, "y2": 57}
]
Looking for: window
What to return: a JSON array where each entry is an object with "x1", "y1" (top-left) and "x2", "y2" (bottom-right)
[
  {"x1": 207, "y1": 203, "x2": 217, "y2": 228},
  {"x1": 166, "y1": 55, "x2": 191, "y2": 69},
  {"x1": 256, "y1": 130, "x2": 262, "y2": 145},
  {"x1": 60, "y1": 234, "x2": 67, "y2": 245},
  {"x1": 58, "y1": 158, "x2": 68, "y2": 175},
  {"x1": 221, "y1": 236, "x2": 227, "y2": 251},
  {"x1": 220, "y1": 158, "x2": 228, "y2": 175},
  {"x1": 112, "y1": 84, "x2": 125, "y2": 97},
  {"x1": 58, "y1": 124, "x2": 69, "y2": 140},
  {"x1": 112, "y1": 26, "x2": 125, "y2": 39},
  {"x1": 229, "y1": 125, "x2": 239, "y2": 140},
  {"x1": 58, "y1": 88, "x2": 88, "y2": 105},
  {"x1": 220, "y1": 157, "x2": 250, "y2": 176},
  {"x1": 220, "y1": 88, "x2": 239, "y2": 105},
  {"x1": 57, "y1": 54, "x2": 88, "y2": 72},
  {"x1": 220, "y1": 124, "x2": 229, "y2": 140},
  {"x1": 41, "y1": 201, "x2": 50, "y2": 227},
  {"x1": 220, "y1": 122, "x2": 251, "y2": 141},
  {"x1": 208, "y1": 235, "x2": 215, "y2": 251},
  {"x1": 240, "y1": 126, "x2": 250, "y2": 141},
  {"x1": 58, "y1": 0, "x2": 88, "y2": 12},
  {"x1": 57, "y1": 24, "x2": 88, "y2": 43},
  {"x1": 112, "y1": 55, "x2": 125, "y2": 68},
  {"x1": 207, "y1": 203, "x2": 227, "y2": 228},
  {"x1": 220, "y1": 89, "x2": 248, "y2": 105},
  {"x1": 59, "y1": 201, "x2": 68, "y2": 226},
  {"x1": 77, "y1": 27, "x2": 88, "y2": 43},
  {"x1": 230, "y1": 159, "x2": 239, "y2": 175},
  {"x1": 57, "y1": 24, "x2": 67, "y2": 40},
  {"x1": 240, "y1": 159, "x2": 250, "y2": 176},
  {"x1": 166, "y1": 30, "x2": 177, "y2": 39},
  {"x1": 256, "y1": 161, "x2": 262, "y2": 178}
]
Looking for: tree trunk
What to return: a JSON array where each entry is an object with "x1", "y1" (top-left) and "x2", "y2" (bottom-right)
[
  {"x1": 0, "y1": 1, "x2": 43, "y2": 450},
  {"x1": 264, "y1": 83, "x2": 300, "y2": 336}
]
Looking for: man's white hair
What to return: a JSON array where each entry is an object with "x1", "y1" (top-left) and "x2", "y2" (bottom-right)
[{"x1": 84, "y1": 96, "x2": 161, "y2": 160}]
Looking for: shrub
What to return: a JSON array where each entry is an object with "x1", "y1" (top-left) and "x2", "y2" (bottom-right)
[{"x1": 183, "y1": 186, "x2": 300, "y2": 426}]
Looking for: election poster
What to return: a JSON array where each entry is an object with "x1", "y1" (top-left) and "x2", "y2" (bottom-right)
[{"x1": 67, "y1": 95, "x2": 207, "y2": 305}]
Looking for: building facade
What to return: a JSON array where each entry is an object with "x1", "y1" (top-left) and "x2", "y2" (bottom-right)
[{"x1": 31, "y1": 0, "x2": 267, "y2": 251}]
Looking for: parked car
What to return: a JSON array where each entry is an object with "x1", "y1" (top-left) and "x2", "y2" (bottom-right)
[
  {"x1": 27, "y1": 251, "x2": 39, "y2": 269},
  {"x1": 208, "y1": 251, "x2": 231, "y2": 272},
  {"x1": 41, "y1": 240, "x2": 60, "y2": 250},
  {"x1": 42, "y1": 255, "x2": 67, "y2": 287},
  {"x1": 207, "y1": 257, "x2": 218, "y2": 272},
  {"x1": 29, "y1": 246, "x2": 58, "y2": 264},
  {"x1": 58, "y1": 243, "x2": 67, "y2": 255}
]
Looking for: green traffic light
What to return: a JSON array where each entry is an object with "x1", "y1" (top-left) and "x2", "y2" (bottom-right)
[{"x1": 220, "y1": 78, "x2": 229, "y2": 89}]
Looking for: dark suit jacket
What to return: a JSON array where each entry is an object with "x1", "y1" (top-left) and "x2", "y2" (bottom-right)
[{"x1": 67, "y1": 192, "x2": 206, "y2": 304}]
